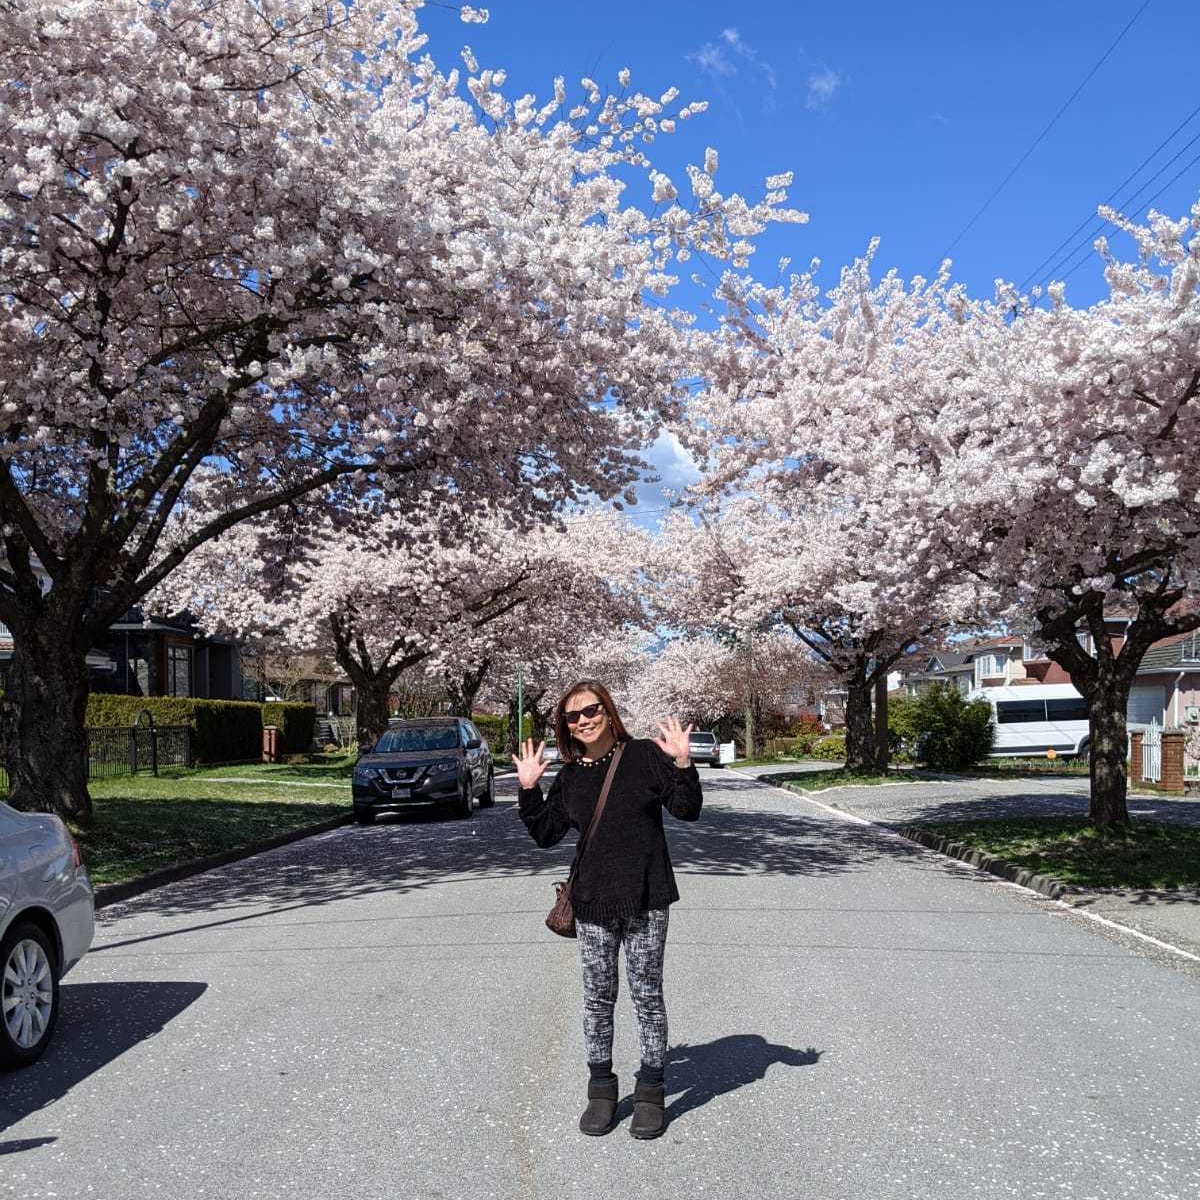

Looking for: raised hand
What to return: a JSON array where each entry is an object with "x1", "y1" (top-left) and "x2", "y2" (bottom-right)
[
  {"x1": 652, "y1": 715, "x2": 695, "y2": 765},
  {"x1": 511, "y1": 737, "x2": 549, "y2": 790}
]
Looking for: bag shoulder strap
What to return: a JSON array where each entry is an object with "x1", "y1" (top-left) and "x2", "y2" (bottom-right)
[{"x1": 571, "y1": 741, "x2": 625, "y2": 874}]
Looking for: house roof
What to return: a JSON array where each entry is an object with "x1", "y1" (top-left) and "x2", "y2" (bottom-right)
[{"x1": 1138, "y1": 630, "x2": 1200, "y2": 673}]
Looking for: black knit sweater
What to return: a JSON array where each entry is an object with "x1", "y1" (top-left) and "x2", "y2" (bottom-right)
[{"x1": 517, "y1": 738, "x2": 703, "y2": 921}]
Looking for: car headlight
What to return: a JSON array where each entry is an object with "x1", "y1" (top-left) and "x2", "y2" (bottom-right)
[
  {"x1": 427, "y1": 758, "x2": 459, "y2": 776},
  {"x1": 353, "y1": 765, "x2": 381, "y2": 782}
]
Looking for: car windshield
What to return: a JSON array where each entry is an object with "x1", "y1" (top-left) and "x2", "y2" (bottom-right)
[
  {"x1": 689, "y1": 732, "x2": 716, "y2": 744},
  {"x1": 374, "y1": 727, "x2": 459, "y2": 753}
]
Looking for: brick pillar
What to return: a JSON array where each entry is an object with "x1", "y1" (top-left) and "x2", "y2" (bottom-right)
[
  {"x1": 1130, "y1": 731, "x2": 1144, "y2": 781},
  {"x1": 1161, "y1": 730, "x2": 1185, "y2": 795},
  {"x1": 262, "y1": 725, "x2": 280, "y2": 764}
]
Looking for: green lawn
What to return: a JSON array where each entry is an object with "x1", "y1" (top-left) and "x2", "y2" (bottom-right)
[
  {"x1": 73, "y1": 755, "x2": 352, "y2": 886},
  {"x1": 915, "y1": 816, "x2": 1200, "y2": 890}
]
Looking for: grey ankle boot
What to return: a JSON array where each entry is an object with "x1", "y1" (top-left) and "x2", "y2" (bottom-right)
[
  {"x1": 579, "y1": 1075, "x2": 619, "y2": 1136},
  {"x1": 629, "y1": 1080, "x2": 665, "y2": 1139}
]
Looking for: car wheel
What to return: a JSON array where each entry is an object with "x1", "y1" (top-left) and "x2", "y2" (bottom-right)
[
  {"x1": 479, "y1": 768, "x2": 496, "y2": 808},
  {"x1": 354, "y1": 807, "x2": 375, "y2": 826},
  {"x1": 1, "y1": 921, "x2": 60, "y2": 1070},
  {"x1": 455, "y1": 776, "x2": 473, "y2": 819}
]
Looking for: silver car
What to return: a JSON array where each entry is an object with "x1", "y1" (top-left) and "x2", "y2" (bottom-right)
[
  {"x1": 687, "y1": 730, "x2": 722, "y2": 767},
  {"x1": 1, "y1": 802, "x2": 95, "y2": 1068}
]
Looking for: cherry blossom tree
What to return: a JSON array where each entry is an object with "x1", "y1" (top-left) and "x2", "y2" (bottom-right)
[
  {"x1": 691, "y1": 207, "x2": 1200, "y2": 820},
  {"x1": 620, "y1": 630, "x2": 821, "y2": 749},
  {"x1": 0, "y1": 0, "x2": 806, "y2": 818},
  {"x1": 649, "y1": 500, "x2": 968, "y2": 769},
  {"x1": 159, "y1": 503, "x2": 652, "y2": 748}
]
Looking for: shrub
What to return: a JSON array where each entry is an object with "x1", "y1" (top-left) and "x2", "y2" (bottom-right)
[
  {"x1": 472, "y1": 712, "x2": 507, "y2": 752},
  {"x1": 909, "y1": 683, "x2": 994, "y2": 770},
  {"x1": 811, "y1": 733, "x2": 846, "y2": 761},
  {"x1": 887, "y1": 695, "x2": 923, "y2": 762},
  {"x1": 262, "y1": 702, "x2": 317, "y2": 755},
  {"x1": 85, "y1": 695, "x2": 264, "y2": 764}
]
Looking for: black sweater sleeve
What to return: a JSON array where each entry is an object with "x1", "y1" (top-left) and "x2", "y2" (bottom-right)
[
  {"x1": 518, "y1": 768, "x2": 573, "y2": 847},
  {"x1": 646, "y1": 742, "x2": 703, "y2": 821}
]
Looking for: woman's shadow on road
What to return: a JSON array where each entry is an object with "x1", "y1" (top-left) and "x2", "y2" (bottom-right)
[{"x1": 618, "y1": 1034, "x2": 822, "y2": 1125}]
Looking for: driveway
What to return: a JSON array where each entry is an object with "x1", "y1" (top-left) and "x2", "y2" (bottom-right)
[{"x1": 2, "y1": 768, "x2": 1198, "y2": 1199}]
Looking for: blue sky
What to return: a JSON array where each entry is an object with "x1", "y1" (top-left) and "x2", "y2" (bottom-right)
[{"x1": 418, "y1": 0, "x2": 1200, "y2": 512}]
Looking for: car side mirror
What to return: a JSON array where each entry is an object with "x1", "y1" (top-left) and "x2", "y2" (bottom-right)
[{"x1": 466, "y1": 737, "x2": 483, "y2": 750}]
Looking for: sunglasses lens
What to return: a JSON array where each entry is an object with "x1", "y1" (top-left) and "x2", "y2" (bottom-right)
[{"x1": 565, "y1": 703, "x2": 604, "y2": 724}]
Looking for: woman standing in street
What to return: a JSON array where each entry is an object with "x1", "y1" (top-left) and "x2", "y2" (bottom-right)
[{"x1": 513, "y1": 679, "x2": 703, "y2": 1139}]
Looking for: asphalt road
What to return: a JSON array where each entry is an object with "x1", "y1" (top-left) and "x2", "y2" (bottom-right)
[{"x1": 3, "y1": 768, "x2": 1199, "y2": 1200}]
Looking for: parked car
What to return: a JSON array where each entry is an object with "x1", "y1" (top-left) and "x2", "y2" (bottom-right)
[
  {"x1": 687, "y1": 730, "x2": 722, "y2": 767},
  {"x1": 352, "y1": 717, "x2": 495, "y2": 823},
  {"x1": 1, "y1": 803, "x2": 95, "y2": 1069},
  {"x1": 541, "y1": 737, "x2": 560, "y2": 764}
]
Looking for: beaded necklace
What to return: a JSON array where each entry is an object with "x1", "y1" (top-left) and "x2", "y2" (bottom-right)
[{"x1": 577, "y1": 742, "x2": 618, "y2": 768}]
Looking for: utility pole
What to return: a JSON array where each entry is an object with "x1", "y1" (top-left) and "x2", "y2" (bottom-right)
[{"x1": 516, "y1": 661, "x2": 524, "y2": 753}]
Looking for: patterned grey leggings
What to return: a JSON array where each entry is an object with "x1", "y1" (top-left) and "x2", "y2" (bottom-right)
[{"x1": 577, "y1": 908, "x2": 670, "y2": 1068}]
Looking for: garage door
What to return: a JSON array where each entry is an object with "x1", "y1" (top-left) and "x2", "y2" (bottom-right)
[{"x1": 1128, "y1": 685, "x2": 1166, "y2": 727}]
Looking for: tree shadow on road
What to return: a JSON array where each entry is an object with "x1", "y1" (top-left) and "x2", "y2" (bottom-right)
[
  {"x1": 90, "y1": 777, "x2": 936, "y2": 940},
  {"x1": 0, "y1": 981, "x2": 207, "y2": 1141},
  {"x1": 647, "y1": 1035, "x2": 821, "y2": 1126},
  {"x1": 873, "y1": 790, "x2": 1200, "y2": 831}
]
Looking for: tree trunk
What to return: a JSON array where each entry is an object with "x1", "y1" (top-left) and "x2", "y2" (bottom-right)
[
  {"x1": 1, "y1": 621, "x2": 93, "y2": 822},
  {"x1": 354, "y1": 677, "x2": 393, "y2": 750},
  {"x1": 872, "y1": 675, "x2": 890, "y2": 772},
  {"x1": 843, "y1": 671, "x2": 875, "y2": 772},
  {"x1": 743, "y1": 698, "x2": 756, "y2": 760},
  {"x1": 1041, "y1": 604, "x2": 1152, "y2": 830},
  {"x1": 1085, "y1": 676, "x2": 1134, "y2": 827},
  {"x1": 446, "y1": 659, "x2": 490, "y2": 717}
]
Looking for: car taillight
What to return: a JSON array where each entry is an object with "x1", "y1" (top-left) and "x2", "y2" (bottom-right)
[{"x1": 69, "y1": 835, "x2": 84, "y2": 869}]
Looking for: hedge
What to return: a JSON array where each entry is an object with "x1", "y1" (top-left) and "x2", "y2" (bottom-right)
[
  {"x1": 85, "y1": 695, "x2": 265, "y2": 764},
  {"x1": 263, "y1": 702, "x2": 317, "y2": 755},
  {"x1": 472, "y1": 712, "x2": 507, "y2": 753}
]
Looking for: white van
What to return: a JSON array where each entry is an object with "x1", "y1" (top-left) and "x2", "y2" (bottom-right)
[{"x1": 969, "y1": 684, "x2": 1090, "y2": 758}]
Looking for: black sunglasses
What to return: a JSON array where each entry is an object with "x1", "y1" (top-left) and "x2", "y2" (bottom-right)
[{"x1": 564, "y1": 702, "x2": 605, "y2": 725}]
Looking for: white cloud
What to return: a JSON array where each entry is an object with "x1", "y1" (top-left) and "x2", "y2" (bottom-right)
[
  {"x1": 806, "y1": 67, "x2": 842, "y2": 111},
  {"x1": 690, "y1": 42, "x2": 736, "y2": 77},
  {"x1": 689, "y1": 28, "x2": 777, "y2": 92},
  {"x1": 626, "y1": 431, "x2": 703, "y2": 529}
]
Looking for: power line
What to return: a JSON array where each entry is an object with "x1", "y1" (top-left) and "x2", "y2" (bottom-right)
[
  {"x1": 1055, "y1": 143, "x2": 1200, "y2": 287},
  {"x1": 1017, "y1": 98, "x2": 1200, "y2": 291},
  {"x1": 936, "y1": 0, "x2": 1154, "y2": 266},
  {"x1": 1032, "y1": 118, "x2": 1200, "y2": 288}
]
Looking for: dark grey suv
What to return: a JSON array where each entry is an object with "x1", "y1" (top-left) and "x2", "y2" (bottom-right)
[{"x1": 352, "y1": 718, "x2": 495, "y2": 823}]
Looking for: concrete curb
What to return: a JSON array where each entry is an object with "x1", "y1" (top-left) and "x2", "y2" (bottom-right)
[
  {"x1": 898, "y1": 825, "x2": 1070, "y2": 901},
  {"x1": 93, "y1": 813, "x2": 353, "y2": 910}
]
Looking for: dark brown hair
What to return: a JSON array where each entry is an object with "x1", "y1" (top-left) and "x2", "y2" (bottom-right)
[{"x1": 554, "y1": 679, "x2": 630, "y2": 763}]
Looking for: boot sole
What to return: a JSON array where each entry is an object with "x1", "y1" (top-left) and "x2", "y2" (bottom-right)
[{"x1": 579, "y1": 1123, "x2": 616, "y2": 1136}]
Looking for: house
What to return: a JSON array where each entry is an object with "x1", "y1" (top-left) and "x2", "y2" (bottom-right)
[
  {"x1": 0, "y1": 555, "x2": 244, "y2": 699},
  {"x1": 98, "y1": 607, "x2": 244, "y2": 700},
  {"x1": 241, "y1": 651, "x2": 356, "y2": 716},
  {"x1": 904, "y1": 619, "x2": 1200, "y2": 741},
  {"x1": 903, "y1": 636, "x2": 1027, "y2": 696}
]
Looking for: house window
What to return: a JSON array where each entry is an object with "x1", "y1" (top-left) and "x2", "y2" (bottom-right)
[{"x1": 167, "y1": 643, "x2": 193, "y2": 697}]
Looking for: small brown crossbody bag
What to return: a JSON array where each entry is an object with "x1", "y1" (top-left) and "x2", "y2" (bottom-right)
[{"x1": 545, "y1": 743, "x2": 625, "y2": 938}]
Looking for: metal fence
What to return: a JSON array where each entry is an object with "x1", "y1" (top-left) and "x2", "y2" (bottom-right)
[
  {"x1": 1143, "y1": 719, "x2": 1162, "y2": 783},
  {"x1": 0, "y1": 719, "x2": 192, "y2": 797}
]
